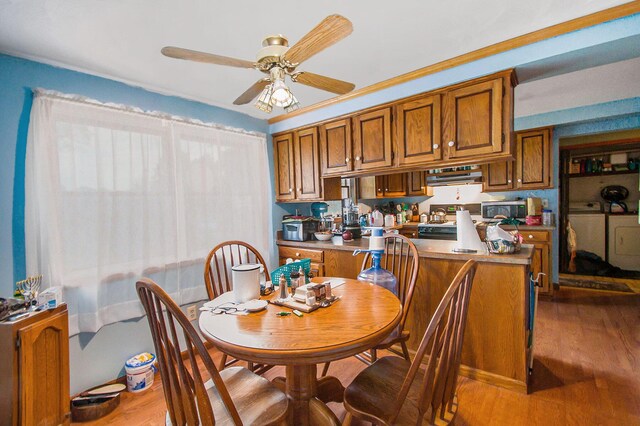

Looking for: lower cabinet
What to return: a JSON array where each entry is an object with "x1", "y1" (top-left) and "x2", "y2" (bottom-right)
[
  {"x1": 399, "y1": 224, "x2": 419, "y2": 239},
  {"x1": 278, "y1": 246, "x2": 364, "y2": 280},
  {"x1": 523, "y1": 231, "x2": 552, "y2": 295},
  {"x1": 0, "y1": 305, "x2": 71, "y2": 425}
]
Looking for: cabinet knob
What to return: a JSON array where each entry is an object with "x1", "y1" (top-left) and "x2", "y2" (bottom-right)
[
  {"x1": 295, "y1": 252, "x2": 300, "y2": 257},
  {"x1": 345, "y1": 157, "x2": 350, "y2": 162},
  {"x1": 507, "y1": 179, "x2": 512, "y2": 183},
  {"x1": 433, "y1": 143, "x2": 439, "y2": 149},
  {"x1": 385, "y1": 188, "x2": 389, "y2": 191},
  {"x1": 377, "y1": 188, "x2": 382, "y2": 192},
  {"x1": 448, "y1": 140, "x2": 455, "y2": 147},
  {"x1": 528, "y1": 235, "x2": 534, "y2": 239},
  {"x1": 289, "y1": 188, "x2": 292, "y2": 193},
  {"x1": 517, "y1": 179, "x2": 522, "y2": 183},
  {"x1": 297, "y1": 188, "x2": 301, "y2": 192},
  {"x1": 355, "y1": 156, "x2": 361, "y2": 161}
]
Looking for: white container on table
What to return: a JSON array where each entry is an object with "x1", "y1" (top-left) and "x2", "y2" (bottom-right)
[{"x1": 232, "y1": 264, "x2": 260, "y2": 303}]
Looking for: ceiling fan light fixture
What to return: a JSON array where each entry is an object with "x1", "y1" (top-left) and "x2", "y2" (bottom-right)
[
  {"x1": 254, "y1": 84, "x2": 274, "y2": 113},
  {"x1": 270, "y1": 79, "x2": 294, "y2": 106},
  {"x1": 284, "y1": 93, "x2": 300, "y2": 113}
]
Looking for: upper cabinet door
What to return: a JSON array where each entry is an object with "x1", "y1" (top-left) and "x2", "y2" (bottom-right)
[
  {"x1": 273, "y1": 132, "x2": 296, "y2": 201},
  {"x1": 395, "y1": 95, "x2": 442, "y2": 165},
  {"x1": 384, "y1": 173, "x2": 407, "y2": 197},
  {"x1": 353, "y1": 107, "x2": 393, "y2": 171},
  {"x1": 482, "y1": 161, "x2": 513, "y2": 192},
  {"x1": 515, "y1": 128, "x2": 552, "y2": 189},
  {"x1": 294, "y1": 127, "x2": 321, "y2": 200},
  {"x1": 445, "y1": 78, "x2": 503, "y2": 159},
  {"x1": 407, "y1": 171, "x2": 427, "y2": 195},
  {"x1": 319, "y1": 118, "x2": 353, "y2": 176}
]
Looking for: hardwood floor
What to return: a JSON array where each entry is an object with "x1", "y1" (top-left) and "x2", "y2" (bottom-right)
[{"x1": 72, "y1": 287, "x2": 640, "y2": 425}]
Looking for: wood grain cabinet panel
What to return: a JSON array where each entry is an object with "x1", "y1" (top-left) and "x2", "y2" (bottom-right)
[
  {"x1": 395, "y1": 95, "x2": 442, "y2": 165},
  {"x1": 407, "y1": 171, "x2": 427, "y2": 196},
  {"x1": 352, "y1": 107, "x2": 393, "y2": 171},
  {"x1": 0, "y1": 305, "x2": 70, "y2": 426},
  {"x1": 515, "y1": 128, "x2": 552, "y2": 189},
  {"x1": 374, "y1": 174, "x2": 407, "y2": 198},
  {"x1": 444, "y1": 78, "x2": 503, "y2": 159},
  {"x1": 294, "y1": 127, "x2": 321, "y2": 200},
  {"x1": 319, "y1": 118, "x2": 352, "y2": 176},
  {"x1": 273, "y1": 132, "x2": 295, "y2": 201},
  {"x1": 483, "y1": 127, "x2": 552, "y2": 192},
  {"x1": 483, "y1": 161, "x2": 514, "y2": 191}
]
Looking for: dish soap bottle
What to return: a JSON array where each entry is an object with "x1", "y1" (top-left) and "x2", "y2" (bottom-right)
[{"x1": 353, "y1": 228, "x2": 397, "y2": 295}]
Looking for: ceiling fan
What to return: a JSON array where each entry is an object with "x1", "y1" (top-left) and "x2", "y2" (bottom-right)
[{"x1": 161, "y1": 14, "x2": 356, "y2": 113}]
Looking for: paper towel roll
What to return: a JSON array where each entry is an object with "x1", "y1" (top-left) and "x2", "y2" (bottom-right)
[{"x1": 456, "y1": 210, "x2": 486, "y2": 252}]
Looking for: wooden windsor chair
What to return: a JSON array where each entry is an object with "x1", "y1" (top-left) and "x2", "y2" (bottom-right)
[
  {"x1": 136, "y1": 278, "x2": 289, "y2": 426},
  {"x1": 321, "y1": 233, "x2": 419, "y2": 376},
  {"x1": 342, "y1": 259, "x2": 477, "y2": 425},
  {"x1": 204, "y1": 240, "x2": 272, "y2": 374}
]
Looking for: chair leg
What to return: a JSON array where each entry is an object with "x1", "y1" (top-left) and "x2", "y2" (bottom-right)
[
  {"x1": 400, "y1": 341, "x2": 411, "y2": 362},
  {"x1": 248, "y1": 361, "x2": 254, "y2": 371},
  {"x1": 218, "y1": 353, "x2": 228, "y2": 371},
  {"x1": 370, "y1": 348, "x2": 377, "y2": 363},
  {"x1": 342, "y1": 411, "x2": 353, "y2": 426},
  {"x1": 321, "y1": 362, "x2": 331, "y2": 377}
]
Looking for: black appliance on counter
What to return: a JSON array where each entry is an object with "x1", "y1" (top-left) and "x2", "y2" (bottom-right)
[{"x1": 481, "y1": 200, "x2": 527, "y2": 220}]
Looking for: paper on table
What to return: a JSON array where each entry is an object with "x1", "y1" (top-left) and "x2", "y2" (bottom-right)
[
  {"x1": 323, "y1": 278, "x2": 346, "y2": 288},
  {"x1": 456, "y1": 210, "x2": 487, "y2": 252}
]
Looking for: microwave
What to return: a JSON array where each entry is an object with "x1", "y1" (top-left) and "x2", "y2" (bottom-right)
[{"x1": 481, "y1": 200, "x2": 527, "y2": 220}]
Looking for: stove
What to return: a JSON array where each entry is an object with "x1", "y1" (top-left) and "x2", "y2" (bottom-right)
[{"x1": 417, "y1": 204, "x2": 482, "y2": 240}]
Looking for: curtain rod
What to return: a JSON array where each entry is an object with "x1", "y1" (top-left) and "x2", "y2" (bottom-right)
[{"x1": 32, "y1": 88, "x2": 266, "y2": 139}]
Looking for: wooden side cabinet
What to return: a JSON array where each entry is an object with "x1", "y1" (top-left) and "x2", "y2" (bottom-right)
[
  {"x1": 483, "y1": 127, "x2": 552, "y2": 192},
  {"x1": 293, "y1": 127, "x2": 321, "y2": 200},
  {"x1": 523, "y1": 231, "x2": 553, "y2": 295},
  {"x1": 0, "y1": 304, "x2": 70, "y2": 426},
  {"x1": 273, "y1": 132, "x2": 296, "y2": 201}
]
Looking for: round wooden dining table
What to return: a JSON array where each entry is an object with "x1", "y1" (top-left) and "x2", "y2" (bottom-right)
[{"x1": 199, "y1": 277, "x2": 402, "y2": 426}]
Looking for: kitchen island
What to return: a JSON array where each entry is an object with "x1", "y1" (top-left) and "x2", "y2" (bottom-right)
[{"x1": 277, "y1": 237, "x2": 535, "y2": 393}]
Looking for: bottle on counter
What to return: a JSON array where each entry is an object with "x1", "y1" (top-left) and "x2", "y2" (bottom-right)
[
  {"x1": 542, "y1": 209, "x2": 554, "y2": 226},
  {"x1": 371, "y1": 207, "x2": 384, "y2": 227},
  {"x1": 278, "y1": 274, "x2": 288, "y2": 300}
]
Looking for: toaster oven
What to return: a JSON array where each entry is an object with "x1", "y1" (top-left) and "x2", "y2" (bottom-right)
[{"x1": 282, "y1": 219, "x2": 318, "y2": 241}]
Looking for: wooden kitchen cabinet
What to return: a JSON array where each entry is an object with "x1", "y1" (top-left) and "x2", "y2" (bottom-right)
[
  {"x1": 395, "y1": 95, "x2": 442, "y2": 165},
  {"x1": 483, "y1": 127, "x2": 552, "y2": 192},
  {"x1": 352, "y1": 107, "x2": 393, "y2": 172},
  {"x1": 0, "y1": 305, "x2": 70, "y2": 426},
  {"x1": 293, "y1": 127, "x2": 321, "y2": 200},
  {"x1": 515, "y1": 127, "x2": 552, "y2": 189},
  {"x1": 273, "y1": 132, "x2": 296, "y2": 201},
  {"x1": 319, "y1": 117, "x2": 352, "y2": 176},
  {"x1": 483, "y1": 160, "x2": 514, "y2": 191},
  {"x1": 274, "y1": 129, "x2": 341, "y2": 202},
  {"x1": 375, "y1": 173, "x2": 407, "y2": 197},
  {"x1": 407, "y1": 171, "x2": 428, "y2": 196},
  {"x1": 523, "y1": 230, "x2": 552, "y2": 295},
  {"x1": 444, "y1": 77, "x2": 504, "y2": 160}
]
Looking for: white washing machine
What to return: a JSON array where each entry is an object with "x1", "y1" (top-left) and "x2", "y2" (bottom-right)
[
  {"x1": 568, "y1": 213, "x2": 606, "y2": 259},
  {"x1": 608, "y1": 214, "x2": 640, "y2": 271}
]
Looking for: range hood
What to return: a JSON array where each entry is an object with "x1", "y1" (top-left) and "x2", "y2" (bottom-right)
[{"x1": 425, "y1": 170, "x2": 483, "y2": 187}]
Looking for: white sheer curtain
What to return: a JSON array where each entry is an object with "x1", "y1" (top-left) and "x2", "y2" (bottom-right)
[{"x1": 25, "y1": 91, "x2": 271, "y2": 336}]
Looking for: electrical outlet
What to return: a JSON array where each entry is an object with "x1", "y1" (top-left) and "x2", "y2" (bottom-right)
[
  {"x1": 542, "y1": 199, "x2": 549, "y2": 208},
  {"x1": 186, "y1": 305, "x2": 197, "y2": 321}
]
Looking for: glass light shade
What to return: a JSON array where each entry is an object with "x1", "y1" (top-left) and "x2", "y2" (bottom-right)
[
  {"x1": 270, "y1": 80, "x2": 294, "y2": 107},
  {"x1": 254, "y1": 84, "x2": 273, "y2": 113}
]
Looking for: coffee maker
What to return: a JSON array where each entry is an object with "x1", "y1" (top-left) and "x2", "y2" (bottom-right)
[{"x1": 341, "y1": 198, "x2": 362, "y2": 239}]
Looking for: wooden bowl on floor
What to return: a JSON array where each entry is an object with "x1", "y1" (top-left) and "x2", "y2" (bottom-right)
[{"x1": 71, "y1": 393, "x2": 121, "y2": 422}]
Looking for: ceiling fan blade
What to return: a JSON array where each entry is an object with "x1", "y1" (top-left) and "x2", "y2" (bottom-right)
[
  {"x1": 233, "y1": 79, "x2": 270, "y2": 105},
  {"x1": 161, "y1": 46, "x2": 255, "y2": 69},
  {"x1": 294, "y1": 72, "x2": 355, "y2": 95},
  {"x1": 283, "y1": 15, "x2": 353, "y2": 65}
]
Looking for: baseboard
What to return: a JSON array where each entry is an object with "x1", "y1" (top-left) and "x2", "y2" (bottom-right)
[{"x1": 458, "y1": 364, "x2": 528, "y2": 394}]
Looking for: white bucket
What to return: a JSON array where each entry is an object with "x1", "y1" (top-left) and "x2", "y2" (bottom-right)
[
  {"x1": 125, "y1": 353, "x2": 156, "y2": 393},
  {"x1": 232, "y1": 263, "x2": 260, "y2": 303}
]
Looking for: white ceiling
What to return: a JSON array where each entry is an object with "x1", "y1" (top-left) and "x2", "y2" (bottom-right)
[{"x1": 0, "y1": 0, "x2": 633, "y2": 119}]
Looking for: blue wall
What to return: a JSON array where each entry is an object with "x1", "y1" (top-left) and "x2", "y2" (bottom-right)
[{"x1": 0, "y1": 54, "x2": 269, "y2": 394}]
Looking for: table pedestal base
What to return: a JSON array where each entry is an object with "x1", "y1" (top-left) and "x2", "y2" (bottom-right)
[{"x1": 279, "y1": 365, "x2": 342, "y2": 425}]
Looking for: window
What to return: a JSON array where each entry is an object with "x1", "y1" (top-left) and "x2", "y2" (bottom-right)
[{"x1": 25, "y1": 91, "x2": 271, "y2": 335}]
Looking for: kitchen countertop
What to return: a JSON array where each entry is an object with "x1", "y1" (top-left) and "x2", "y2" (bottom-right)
[
  {"x1": 475, "y1": 223, "x2": 556, "y2": 231},
  {"x1": 277, "y1": 237, "x2": 533, "y2": 265}
]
